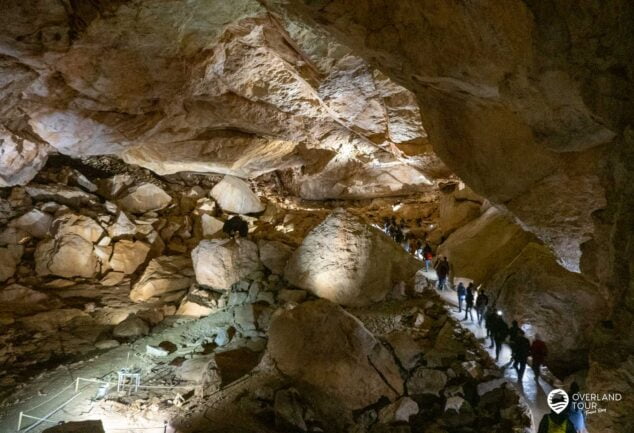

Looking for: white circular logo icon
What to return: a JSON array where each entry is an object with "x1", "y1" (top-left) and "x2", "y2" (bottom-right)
[{"x1": 547, "y1": 389, "x2": 570, "y2": 414}]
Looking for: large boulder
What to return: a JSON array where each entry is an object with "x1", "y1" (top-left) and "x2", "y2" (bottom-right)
[
  {"x1": 109, "y1": 240, "x2": 150, "y2": 274},
  {"x1": 437, "y1": 207, "x2": 533, "y2": 283},
  {"x1": 268, "y1": 300, "x2": 404, "y2": 412},
  {"x1": 191, "y1": 239, "x2": 261, "y2": 290},
  {"x1": 117, "y1": 183, "x2": 172, "y2": 213},
  {"x1": 129, "y1": 255, "x2": 194, "y2": 301},
  {"x1": 488, "y1": 243, "x2": 609, "y2": 376},
  {"x1": 284, "y1": 209, "x2": 420, "y2": 306},
  {"x1": 35, "y1": 234, "x2": 99, "y2": 278},
  {"x1": 210, "y1": 176, "x2": 264, "y2": 214}
]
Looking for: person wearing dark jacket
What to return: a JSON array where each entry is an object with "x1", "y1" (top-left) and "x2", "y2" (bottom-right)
[
  {"x1": 507, "y1": 320, "x2": 521, "y2": 368},
  {"x1": 537, "y1": 409, "x2": 576, "y2": 433},
  {"x1": 513, "y1": 330, "x2": 531, "y2": 382},
  {"x1": 456, "y1": 282, "x2": 466, "y2": 313},
  {"x1": 474, "y1": 289, "x2": 488, "y2": 326},
  {"x1": 531, "y1": 335, "x2": 548, "y2": 381},
  {"x1": 485, "y1": 309, "x2": 498, "y2": 348},
  {"x1": 493, "y1": 315, "x2": 509, "y2": 362},
  {"x1": 463, "y1": 285, "x2": 474, "y2": 321},
  {"x1": 435, "y1": 257, "x2": 450, "y2": 291}
]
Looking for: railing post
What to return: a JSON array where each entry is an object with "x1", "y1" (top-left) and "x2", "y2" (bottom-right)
[
  {"x1": 75, "y1": 377, "x2": 80, "y2": 393},
  {"x1": 163, "y1": 420, "x2": 168, "y2": 433},
  {"x1": 17, "y1": 411, "x2": 23, "y2": 431}
]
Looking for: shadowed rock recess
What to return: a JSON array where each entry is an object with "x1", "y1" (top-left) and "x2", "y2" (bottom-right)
[{"x1": 0, "y1": 1, "x2": 632, "y2": 433}]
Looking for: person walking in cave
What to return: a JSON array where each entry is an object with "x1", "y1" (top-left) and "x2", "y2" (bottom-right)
[
  {"x1": 531, "y1": 334, "x2": 548, "y2": 381},
  {"x1": 567, "y1": 381, "x2": 588, "y2": 433},
  {"x1": 485, "y1": 308, "x2": 498, "y2": 348},
  {"x1": 513, "y1": 329, "x2": 531, "y2": 382},
  {"x1": 435, "y1": 256, "x2": 450, "y2": 290},
  {"x1": 507, "y1": 320, "x2": 521, "y2": 369},
  {"x1": 475, "y1": 288, "x2": 489, "y2": 326},
  {"x1": 463, "y1": 285, "x2": 475, "y2": 321},
  {"x1": 493, "y1": 314, "x2": 509, "y2": 362},
  {"x1": 222, "y1": 215, "x2": 249, "y2": 238},
  {"x1": 537, "y1": 403, "x2": 576, "y2": 433},
  {"x1": 456, "y1": 282, "x2": 466, "y2": 313},
  {"x1": 423, "y1": 242, "x2": 433, "y2": 271}
]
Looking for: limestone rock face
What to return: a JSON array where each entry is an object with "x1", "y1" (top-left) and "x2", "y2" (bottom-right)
[
  {"x1": 270, "y1": 0, "x2": 632, "y2": 275},
  {"x1": 113, "y1": 315, "x2": 150, "y2": 338},
  {"x1": 268, "y1": 299, "x2": 404, "y2": 411},
  {"x1": 35, "y1": 234, "x2": 99, "y2": 278},
  {"x1": 191, "y1": 239, "x2": 261, "y2": 290},
  {"x1": 109, "y1": 240, "x2": 150, "y2": 274},
  {"x1": 129, "y1": 255, "x2": 194, "y2": 302},
  {"x1": 117, "y1": 183, "x2": 172, "y2": 214},
  {"x1": 284, "y1": 209, "x2": 420, "y2": 306},
  {"x1": 438, "y1": 189, "x2": 482, "y2": 237},
  {"x1": 210, "y1": 176, "x2": 264, "y2": 214},
  {"x1": 488, "y1": 243, "x2": 609, "y2": 376},
  {"x1": 437, "y1": 207, "x2": 533, "y2": 283},
  {"x1": 0, "y1": 1, "x2": 444, "y2": 201}
]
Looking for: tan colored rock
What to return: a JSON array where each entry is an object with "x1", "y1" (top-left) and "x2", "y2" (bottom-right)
[
  {"x1": 438, "y1": 191, "x2": 481, "y2": 236},
  {"x1": 176, "y1": 287, "x2": 221, "y2": 317},
  {"x1": 191, "y1": 239, "x2": 261, "y2": 290},
  {"x1": 100, "y1": 271, "x2": 126, "y2": 286},
  {"x1": 130, "y1": 255, "x2": 194, "y2": 301},
  {"x1": 210, "y1": 176, "x2": 264, "y2": 214},
  {"x1": 35, "y1": 234, "x2": 99, "y2": 278},
  {"x1": 52, "y1": 213, "x2": 104, "y2": 243},
  {"x1": 117, "y1": 183, "x2": 172, "y2": 213},
  {"x1": 268, "y1": 299, "x2": 403, "y2": 411},
  {"x1": 437, "y1": 207, "x2": 533, "y2": 283},
  {"x1": 0, "y1": 245, "x2": 22, "y2": 282},
  {"x1": 113, "y1": 315, "x2": 149, "y2": 338},
  {"x1": 284, "y1": 209, "x2": 420, "y2": 306},
  {"x1": 199, "y1": 214, "x2": 224, "y2": 238},
  {"x1": 9, "y1": 209, "x2": 52, "y2": 238},
  {"x1": 258, "y1": 239, "x2": 294, "y2": 275},
  {"x1": 488, "y1": 243, "x2": 609, "y2": 376},
  {"x1": 0, "y1": 126, "x2": 50, "y2": 187},
  {"x1": 25, "y1": 184, "x2": 99, "y2": 207},
  {"x1": 107, "y1": 211, "x2": 137, "y2": 238},
  {"x1": 109, "y1": 240, "x2": 150, "y2": 274}
]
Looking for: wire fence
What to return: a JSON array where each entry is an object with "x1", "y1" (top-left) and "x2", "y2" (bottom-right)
[{"x1": 16, "y1": 375, "x2": 198, "y2": 432}]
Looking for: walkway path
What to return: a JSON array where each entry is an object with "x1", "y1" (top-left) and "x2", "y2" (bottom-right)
[{"x1": 419, "y1": 270, "x2": 554, "y2": 432}]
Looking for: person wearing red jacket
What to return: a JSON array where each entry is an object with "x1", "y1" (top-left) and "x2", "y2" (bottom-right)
[{"x1": 531, "y1": 334, "x2": 548, "y2": 381}]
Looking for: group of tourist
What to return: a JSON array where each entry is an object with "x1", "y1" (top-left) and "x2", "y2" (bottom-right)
[
  {"x1": 403, "y1": 221, "x2": 586, "y2": 433},
  {"x1": 380, "y1": 217, "x2": 431, "y2": 265},
  {"x1": 454, "y1": 280, "x2": 549, "y2": 382}
]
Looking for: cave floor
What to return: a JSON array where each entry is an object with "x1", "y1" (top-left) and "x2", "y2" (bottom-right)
[{"x1": 420, "y1": 270, "x2": 554, "y2": 432}]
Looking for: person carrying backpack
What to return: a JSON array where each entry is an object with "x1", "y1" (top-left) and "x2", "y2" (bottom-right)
[{"x1": 475, "y1": 289, "x2": 489, "y2": 326}]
